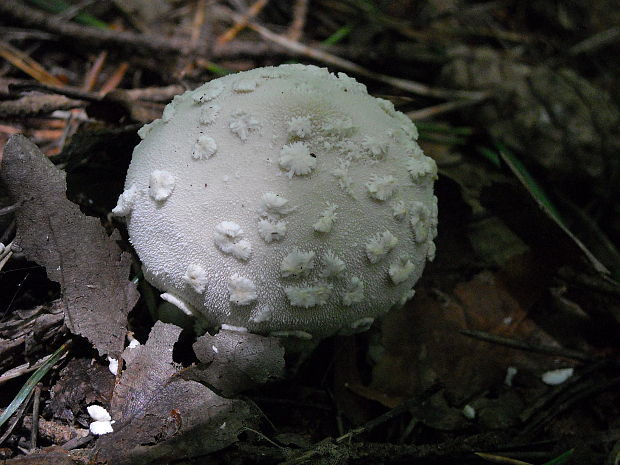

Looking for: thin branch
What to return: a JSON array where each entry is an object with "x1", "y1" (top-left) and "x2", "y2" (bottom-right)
[
  {"x1": 460, "y1": 329, "x2": 595, "y2": 362},
  {"x1": 218, "y1": 8, "x2": 488, "y2": 100},
  {"x1": 287, "y1": 0, "x2": 309, "y2": 41},
  {"x1": 407, "y1": 97, "x2": 490, "y2": 120}
]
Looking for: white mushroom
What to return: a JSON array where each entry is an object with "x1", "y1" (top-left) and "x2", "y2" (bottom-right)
[{"x1": 114, "y1": 64, "x2": 438, "y2": 339}]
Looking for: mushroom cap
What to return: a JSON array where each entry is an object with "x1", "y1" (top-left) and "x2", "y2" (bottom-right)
[{"x1": 115, "y1": 64, "x2": 437, "y2": 339}]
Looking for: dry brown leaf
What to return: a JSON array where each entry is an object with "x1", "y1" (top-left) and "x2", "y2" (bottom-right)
[
  {"x1": 372, "y1": 255, "x2": 560, "y2": 403},
  {"x1": 185, "y1": 329, "x2": 285, "y2": 397},
  {"x1": 97, "y1": 322, "x2": 257, "y2": 465},
  {"x1": 0, "y1": 135, "x2": 138, "y2": 358}
]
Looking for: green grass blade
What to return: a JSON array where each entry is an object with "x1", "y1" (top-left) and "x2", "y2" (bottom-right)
[
  {"x1": 541, "y1": 448, "x2": 574, "y2": 465},
  {"x1": 27, "y1": 0, "x2": 108, "y2": 29},
  {"x1": 322, "y1": 25, "x2": 353, "y2": 45},
  {"x1": 0, "y1": 343, "x2": 69, "y2": 429}
]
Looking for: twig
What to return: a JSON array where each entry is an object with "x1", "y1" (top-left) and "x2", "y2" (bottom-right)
[
  {"x1": 83, "y1": 51, "x2": 107, "y2": 91},
  {"x1": 287, "y1": 0, "x2": 309, "y2": 41},
  {"x1": 30, "y1": 384, "x2": 41, "y2": 451},
  {"x1": 282, "y1": 384, "x2": 442, "y2": 464},
  {"x1": 0, "y1": 94, "x2": 87, "y2": 119},
  {"x1": 407, "y1": 97, "x2": 490, "y2": 120},
  {"x1": 216, "y1": 0, "x2": 270, "y2": 46},
  {"x1": 219, "y1": 8, "x2": 488, "y2": 100},
  {"x1": 0, "y1": 40, "x2": 64, "y2": 86},
  {"x1": 0, "y1": 2, "x2": 191, "y2": 56},
  {"x1": 460, "y1": 329, "x2": 594, "y2": 362}
]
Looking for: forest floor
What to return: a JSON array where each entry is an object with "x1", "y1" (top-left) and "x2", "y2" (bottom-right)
[{"x1": 0, "y1": 1, "x2": 619, "y2": 464}]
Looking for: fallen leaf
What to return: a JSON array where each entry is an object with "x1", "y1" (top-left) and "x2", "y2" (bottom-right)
[
  {"x1": 97, "y1": 321, "x2": 257, "y2": 465},
  {"x1": 184, "y1": 329, "x2": 285, "y2": 397},
  {"x1": 0, "y1": 135, "x2": 138, "y2": 358},
  {"x1": 372, "y1": 254, "x2": 561, "y2": 404}
]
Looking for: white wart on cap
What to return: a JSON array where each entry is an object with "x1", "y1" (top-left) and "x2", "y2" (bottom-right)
[{"x1": 114, "y1": 64, "x2": 438, "y2": 339}]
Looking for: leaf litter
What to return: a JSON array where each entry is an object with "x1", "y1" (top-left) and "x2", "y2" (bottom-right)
[{"x1": 1, "y1": 135, "x2": 138, "y2": 359}]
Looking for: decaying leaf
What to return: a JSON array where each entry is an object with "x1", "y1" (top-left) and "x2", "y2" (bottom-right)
[
  {"x1": 372, "y1": 256, "x2": 562, "y2": 403},
  {"x1": 184, "y1": 329, "x2": 285, "y2": 397},
  {"x1": 97, "y1": 322, "x2": 257, "y2": 465},
  {"x1": 0, "y1": 135, "x2": 138, "y2": 358}
]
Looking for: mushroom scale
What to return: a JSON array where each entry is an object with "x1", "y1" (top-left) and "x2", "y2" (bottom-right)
[{"x1": 115, "y1": 64, "x2": 437, "y2": 339}]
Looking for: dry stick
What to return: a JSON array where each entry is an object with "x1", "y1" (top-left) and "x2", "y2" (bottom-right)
[
  {"x1": 216, "y1": 0, "x2": 270, "y2": 46},
  {"x1": 238, "y1": 16, "x2": 488, "y2": 100},
  {"x1": 30, "y1": 385, "x2": 41, "y2": 451},
  {"x1": 407, "y1": 97, "x2": 490, "y2": 120},
  {"x1": 460, "y1": 329, "x2": 594, "y2": 362},
  {"x1": 287, "y1": 0, "x2": 309, "y2": 41},
  {"x1": 283, "y1": 384, "x2": 442, "y2": 465},
  {"x1": 0, "y1": 2, "x2": 191, "y2": 55}
]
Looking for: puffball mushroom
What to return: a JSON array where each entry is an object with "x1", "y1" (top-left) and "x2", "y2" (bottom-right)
[{"x1": 114, "y1": 64, "x2": 438, "y2": 339}]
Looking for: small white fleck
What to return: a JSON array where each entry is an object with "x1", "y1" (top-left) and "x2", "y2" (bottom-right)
[
  {"x1": 398, "y1": 288, "x2": 415, "y2": 307},
  {"x1": 541, "y1": 368, "x2": 574, "y2": 385},
  {"x1": 342, "y1": 277, "x2": 364, "y2": 305},
  {"x1": 149, "y1": 170, "x2": 175, "y2": 201},
  {"x1": 90, "y1": 420, "x2": 114, "y2": 436},
  {"x1": 281, "y1": 249, "x2": 315, "y2": 277},
  {"x1": 362, "y1": 135, "x2": 388, "y2": 158},
  {"x1": 214, "y1": 221, "x2": 252, "y2": 261},
  {"x1": 221, "y1": 324, "x2": 248, "y2": 332},
  {"x1": 285, "y1": 283, "x2": 332, "y2": 307},
  {"x1": 505, "y1": 366, "x2": 518, "y2": 386},
  {"x1": 389, "y1": 257, "x2": 415, "y2": 284},
  {"x1": 391, "y1": 199, "x2": 408, "y2": 221},
  {"x1": 233, "y1": 78, "x2": 257, "y2": 92},
  {"x1": 192, "y1": 135, "x2": 218, "y2": 160},
  {"x1": 258, "y1": 192, "x2": 295, "y2": 217},
  {"x1": 107, "y1": 357, "x2": 118, "y2": 375},
  {"x1": 219, "y1": 422, "x2": 227, "y2": 430},
  {"x1": 228, "y1": 274, "x2": 257, "y2": 305},
  {"x1": 322, "y1": 117, "x2": 355, "y2": 136},
  {"x1": 331, "y1": 159, "x2": 353, "y2": 193},
  {"x1": 161, "y1": 293, "x2": 194, "y2": 316},
  {"x1": 462, "y1": 404, "x2": 476, "y2": 419},
  {"x1": 319, "y1": 251, "x2": 346, "y2": 279},
  {"x1": 313, "y1": 203, "x2": 338, "y2": 233},
  {"x1": 287, "y1": 116, "x2": 313, "y2": 138},
  {"x1": 365, "y1": 230, "x2": 398, "y2": 263},
  {"x1": 410, "y1": 202, "x2": 431, "y2": 243},
  {"x1": 211, "y1": 345, "x2": 219, "y2": 354},
  {"x1": 269, "y1": 330, "x2": 313, "y2": 340},
  {"x1": 279, "y1": 142, "x2": 317, "y2": 178},
  {"x1": 229, "y1": 110, "x2": 261, "y2": 141},
  {"x1": 87, "y1": 405, "x2": 111, "y2": 422},
  {"x1": 112, "y1": 184, "x2": 138, "y2": 217},
  {"x1": 199, "y1": 103, "x2": 220, "y2": 125},
  {"x1": 193, "y1": 81, "x2": 224, "y2": 102},
  {"x1": 405, "y1": 156, "x2": 437, "y2": 181},
  {"x1": 257, "y1": 218, "x2": 287, "y2": 243},
  {"x1": 183, "y1": 264, "x2": 208, "y2": 293},
  {"x1": 503, "y1": 316, "x2": 513, "y2": 325},
  {"x1": 250, "y1": 305, "x2": 273, "y2": 323},
  {"x1": 350, "y1": 317, "x2": 374, "y2": 331},
  {"x1": 366, "y1": 175, "x2": 398, "y2": 201},
  {"x1": 426, "y1": 241, "x2": 436, "y2": 262},
  {"x1": 128, "y1": 339, "x2": 140, "y2": 349}
]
